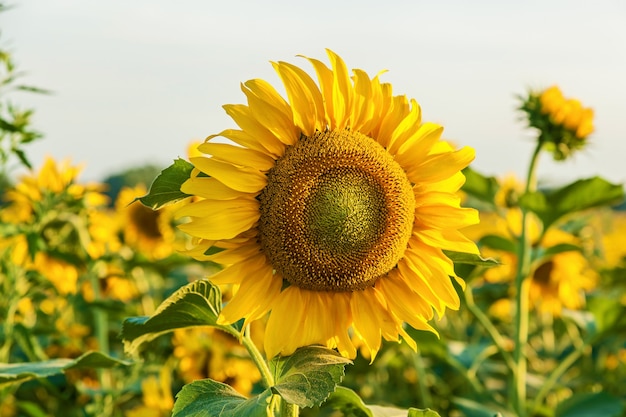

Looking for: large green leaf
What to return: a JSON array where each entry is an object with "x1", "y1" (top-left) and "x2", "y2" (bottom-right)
[
  {"x1": 270, "y1": 346, "x2": 352, "y2": 408},
  {"x1": 519, "y1": 177, "x2": 624, "y2": 230},
  {"x1": 461, "y1": 167, "x2": 499, "y2": 206},
  {"x1": 555, "y1": 392, "x2": 624, "y2": 417},
  {"x1": 121, "y1": 279, "x2": 224, "y2": 355},
  {"x1": 137, "y1": 158, "x2": 194, "y2": 209},
  {"x1": 172, "y1": 378, "x2": 271, "y2": 417},
  {"x1": 0, "y1": 351, "x2": 130, "y2": 386},
  {"x1": 321, "y1": 386, "x2": 442, "y2": 417}
]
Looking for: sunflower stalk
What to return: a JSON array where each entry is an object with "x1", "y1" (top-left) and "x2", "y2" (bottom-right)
[
  {"x1": 510, "y1": 141, "x2": 543, "y2": 417},
  {"x1": 242, "y1": 324, "x2": 275, "y2": 388}
]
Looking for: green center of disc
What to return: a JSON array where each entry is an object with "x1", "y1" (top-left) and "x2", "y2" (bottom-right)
[
  {"x1": 306, "y1": 169, "x2": 385, "y2": 254},
  {"x1": 257, "y1": 129, "x2": 415, "y2": 292}
]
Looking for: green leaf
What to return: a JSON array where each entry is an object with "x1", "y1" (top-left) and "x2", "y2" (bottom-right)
[
  {"x1": 270, "y1": 346, "x2": 352, "y2": 408},
  {"x1": 462, "y1": 167, "x2": 499, "y2": 205},
  {"x1": 556, "y1": 391, "x2": 624, "y2": 417},
  {"x1": 407, "y1": 409, "x2": 442, "y2": 417},
  {"x1": 478, "y1": 234, "x2": 517, "y2": 253},
  {"x1": 172, "y1": 378, "x2": 271, "y2": 417},
  {"x1": 0, "y1": 351, "x2": 130, "y2": 386},
  {"x1": 535, "y1": 243, "x2": 581, "y2": 260},
  {"x1": 452, "y1": 397, "x2": 509, "y2": 417},
  {"x1": 321, "y1": 387, "x2": 442, "y2": 417},
  {"x1": 444, "y1": 250, "x2": 499, "y2": 267},
  {"x1": 519, "y1": 177, "x2": 625, "y2": 230},
  {"x1": 121, "y1": 279, "x2": 224, "y2": 356},
  {"x1": 586, "y1": 295, "x2": 626, "y2": 340},
  {"x1": 137, "y1": 158, "x2": 194, "y2": 209}
]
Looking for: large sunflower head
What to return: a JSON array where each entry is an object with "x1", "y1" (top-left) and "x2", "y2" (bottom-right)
[{"x1": 176, "y1": 50, "x2": 479, "y2": 359}]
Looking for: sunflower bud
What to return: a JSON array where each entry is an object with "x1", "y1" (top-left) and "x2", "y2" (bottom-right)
[{"x1": 520, "y1": 85, "x2": 594, "y2": 160}]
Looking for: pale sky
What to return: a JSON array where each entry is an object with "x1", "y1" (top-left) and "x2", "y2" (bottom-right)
[{"x1": 3, "y1": 0, "x2": 626, "y2": 186}]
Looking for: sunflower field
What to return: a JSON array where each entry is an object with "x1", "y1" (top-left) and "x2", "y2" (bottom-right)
[{"x1": 1, "y1": 25, "x2": 626, "y2": 417}]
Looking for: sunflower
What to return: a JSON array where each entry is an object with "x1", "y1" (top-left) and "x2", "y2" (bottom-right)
[
  {"x1": 116, "y1": 184, "x2": 177, "y2": 259},
  {"x1": 176, "y1": 50, "x2": 479, "y2": 359},
  {"x1": 529, "y1": 229, "x2": 597, "y2": 315}
]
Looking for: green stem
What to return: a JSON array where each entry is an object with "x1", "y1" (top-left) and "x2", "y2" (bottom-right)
[
  {"x1": 280, "y1": 401, "x2": 299, "y2": 417},
  {"x1": 88, "y1": 264, "x2": 114, "y2": 416},
  {"x1": 510, "y1": 142, "x2": 543, "y2": 417},
  {"x1": 464, "y1": 285, "x2": 515, "y2": 371},
  {"x1": 239, "y1": 324, "x2": 275, "y2": 389},
  {"x1": 413, "y1": 348, "x2": 433, "y2": 409},
  {"x1": 530, "y1": 341, "x2": 588, "y2": 413}
]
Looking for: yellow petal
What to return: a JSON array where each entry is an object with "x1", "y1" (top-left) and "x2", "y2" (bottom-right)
[
  {"x1": 350, "y1": 288, "x2": 383, "y2": 361},
  {"x1": 413, "y1": 228, "x2": 479, "y2": 254},
  {"x1": 205, "y1": 241, "x2": 261, "y2": 265},
  {"x1": 326, "y1": 49, "x2": 353, "y2": 129},
  {"x1": 350, "y1": 69, "x2": 374, "y2": 133},
  {"x1": 376, "y1": 95, "x2": 409, "y2": 148},
  {"x1": 273, "y1": 61, "x2": 326, "y2": 136},
  {"x1": 181, "y1": 176, "x2": 244, "y2": 200},
  {"x1": 197, "y1": 142, "x2": 276, "y2": 171},
  {"x1": 222, "y1": 105, "x2": 286, "y2": 156},
  {"x1": 407, "y1": 146, "x2": 475, "y2": 184},
  {"x1": 190, "y1": 157, "x2": 267, "y2": 193},
  {"x1": 210, "y1": 253, "x2": 269, "y2": 285},
  {"x1": 218, "y1": 263, "x2": 281, "y2": 326},
  {"x1": 302, "y1": 55, "x2": 336, "y2": 127},
  {"x1": 176, "y1": 199, "x2": 259, "y2": 240},
  {"x1": 207, "y1": 128, "x2": 282, "y2": 158},
  {"x1": 265, "y1": 286, "x2": 308, "y2": 358},
  {"x1": 387, "y1": 99, "x2": 422, "y2": 155},
  {"x1": 241, "y1": 83, "x2": 299, "y2": 146},
  {"x1": 393, "y1": 122, "x2": 443, "y2": 167}
]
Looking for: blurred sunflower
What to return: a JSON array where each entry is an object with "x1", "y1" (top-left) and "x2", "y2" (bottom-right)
[
  {"x1": 529, "y1": 229, "x2": 597, "y2": 315},
  {"x1": 172, "y1": 327, "x2": 261, "y2": 395},
  {"x1": 176, "y1": 50, "x2": 479, "y2": 359},
  {"x1": 116, "y1": 184, "x2": 177, "y2": 259},
  {"x1": 520, "y1": 85, "x2": 594, "y2": 160},
  {"x1": 125, "y1": 366, "x2": 174, "y2": 417}
]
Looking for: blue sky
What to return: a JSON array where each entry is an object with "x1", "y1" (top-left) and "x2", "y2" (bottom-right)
[{"x1": 3, "y1": 0, "x2": 625, "y2": 185}]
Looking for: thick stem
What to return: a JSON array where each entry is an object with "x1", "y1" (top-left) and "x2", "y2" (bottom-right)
[{"x1": 510, "y1": 142, "x2": 543, "y2": 417}]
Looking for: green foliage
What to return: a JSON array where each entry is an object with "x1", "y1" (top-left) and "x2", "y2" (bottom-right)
[
  {"x1": 444, "y1": 250, "x2": 499, "y2": 267},
  {"x1": 0, "y1": 351, "x2": 129, "y2": 386},
  {"x1": 269, "y1": 346, "x2": 351, "y2": 408},
  {"x1": 519, "y1": 177, "x2": 625, "y2": 230},
  {"x1": 462, "y1": 167, "x2": 499, "y2": 207},
  {"x1": 173, "y1": 347, "x2": 352, "y2": 417},
  {"x1": 555, "y1": 392, "x2": 624, "y2": 417},
  {"x1": 172, "y1": 379, "x2": 272, "y2": 417},
  {"x1": 137, "y1": 158, "x2": 194, "y2": 209},
  {"x1": 319, "y1": 386, "x2": 442, "y2": 417},
  {"x1": 0, "y1": 20, "x2": 49, "y2": 172},
  {"x1": 121, "y1": 279, "x2": 225, "y2": 356}
]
